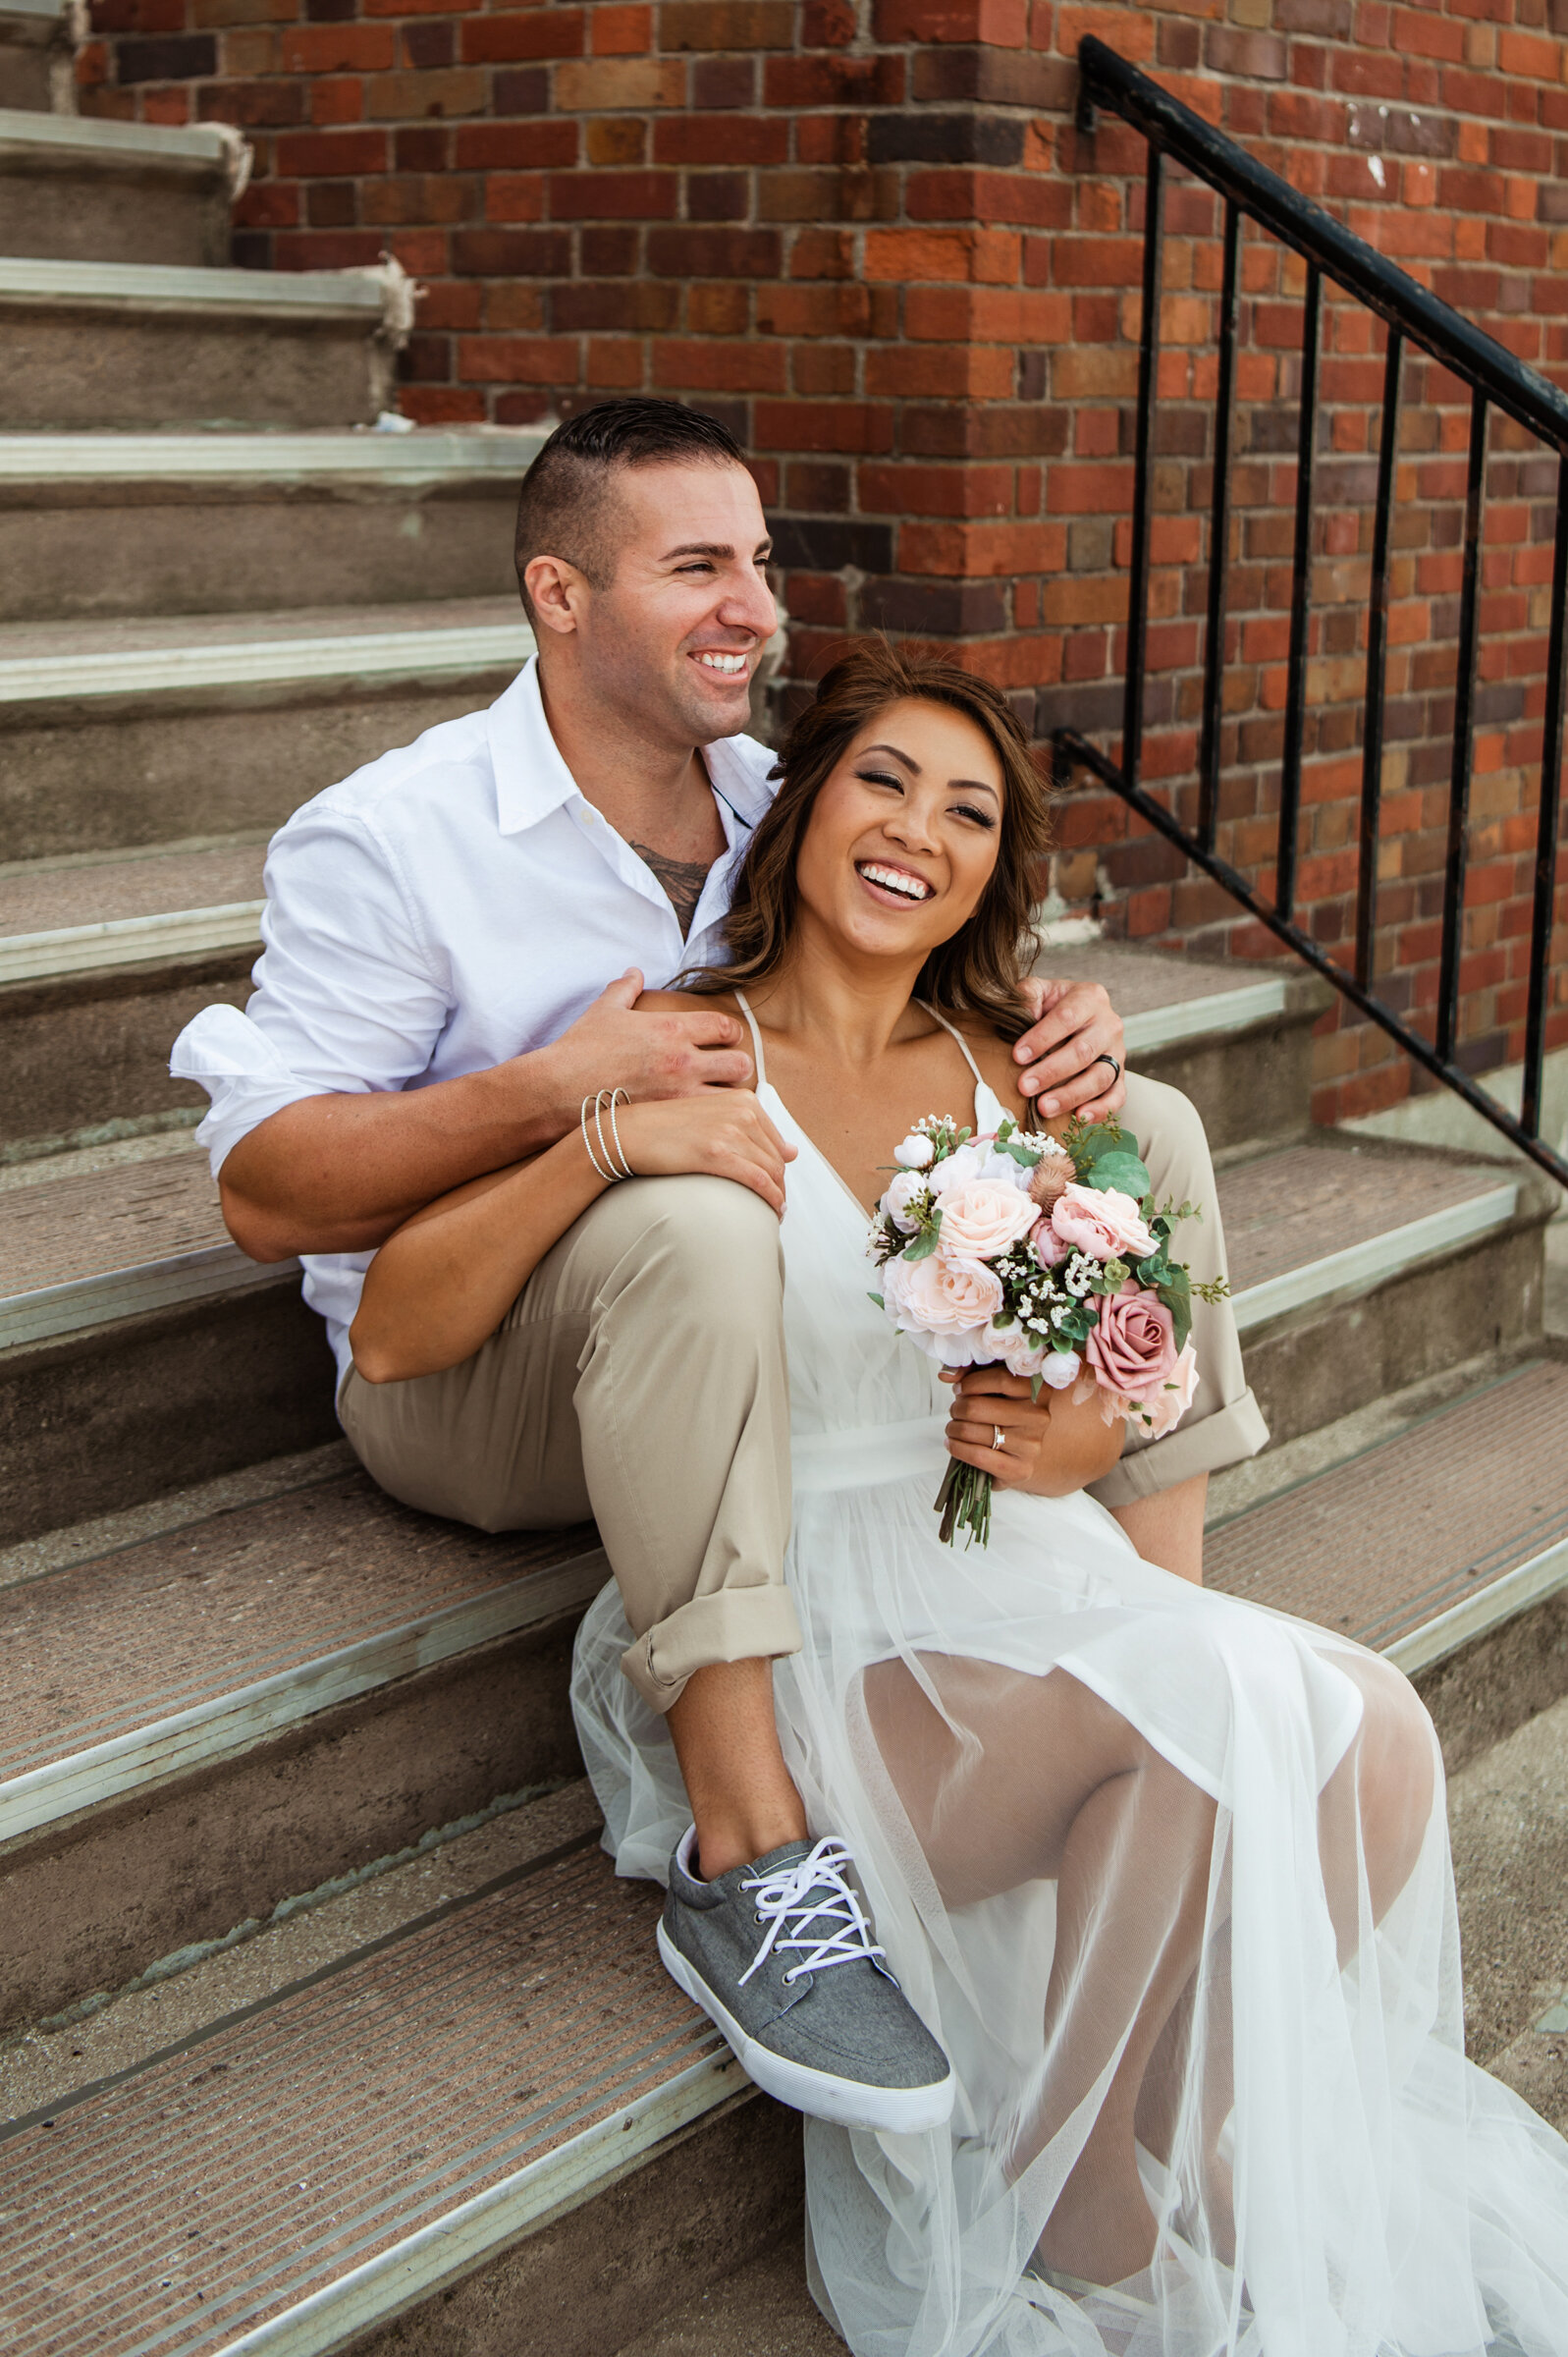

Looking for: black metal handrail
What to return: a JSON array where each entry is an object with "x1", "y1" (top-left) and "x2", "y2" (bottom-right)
[{"x1": 1054, "y1": 34, "x2": 1568, "y2": 1186}]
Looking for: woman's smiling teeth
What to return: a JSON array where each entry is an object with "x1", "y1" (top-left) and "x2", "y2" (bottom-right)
[
  {"x1": 694, "y1": 650, "x2": 748, "y2": 675},
  {"x1": 857, "y1": 860, "x2": 933, "y2": 904}
]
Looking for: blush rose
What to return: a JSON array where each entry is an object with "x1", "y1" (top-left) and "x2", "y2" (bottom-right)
[
  {"x1": 1050, "y1": 1182, "x2": 1156, "y2": 1264},
  {"x1": 936, "y1": 1178, "x2": 1039, "y2": 1265}
]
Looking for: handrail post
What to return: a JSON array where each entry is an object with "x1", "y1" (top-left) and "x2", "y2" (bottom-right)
[
  {"x1": 1276, "y1": 262, "x2": 1321, "y2": 922},
  {"x1": 1122, "y1": 143, "x2": 1163, "y2": 798},
  {"x1": 1436, "y1": 391, "x2": 1488, "y2": 1067},
  {"x1": 1198, "y1": 198, "x2": 1240, "y2": 855},
  {"x1": 1356, "y1": 327, "x2": 1402, "y2": 994},
  {"x1": 1523, "y1": 457, "x2": 1568, "y2": 1139}
]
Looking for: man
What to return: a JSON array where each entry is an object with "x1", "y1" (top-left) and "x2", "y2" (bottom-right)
[{"x1": 174, "y1": 397, "x2": 1262, "y2": 2133}]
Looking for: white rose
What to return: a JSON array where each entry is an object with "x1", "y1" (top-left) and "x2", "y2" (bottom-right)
[
  {"x1": 881, "y1": 1168, "x2": 927, "y2": 1233},
  {"x1": 893, "y1": 1132, "x2": 934, "y2": 1169},
  {"x1": 1040, "y1": 1348, "x2": 1082, "y2": 1391},
  {"x1": 982, "y1": 1323, "x2": 1048, "y2": 1379}
]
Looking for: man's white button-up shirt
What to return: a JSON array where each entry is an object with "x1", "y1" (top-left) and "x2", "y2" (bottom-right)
[{"x1": 171, "y1": 655, "x2": 777, "y2": 1383}]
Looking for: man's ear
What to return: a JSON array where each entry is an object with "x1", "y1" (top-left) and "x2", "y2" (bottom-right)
[{"x1": 524, "y1": 554, "x2": 589, "y2": 638}]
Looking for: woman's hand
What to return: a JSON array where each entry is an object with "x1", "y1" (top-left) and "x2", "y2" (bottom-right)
[
  {"x1": 939, "y1": 1362, "x2": 1126, "y2": 1497},
  {"x1": 940, "y1": 1365, "x2": 1054, "y2": 1491},
  {"x1": 617, "y1": 1092, "x2": 797, "y2": 1216}
]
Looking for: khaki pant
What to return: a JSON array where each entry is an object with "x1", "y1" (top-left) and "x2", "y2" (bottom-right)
[{"x1": 340, "y1": 1072, "x2": 1266, "y2": 1710}]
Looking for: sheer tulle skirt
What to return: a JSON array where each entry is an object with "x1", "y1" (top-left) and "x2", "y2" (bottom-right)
[{"x1": 572, "y1": 1457, "x2": 1568, "y2": 2357}]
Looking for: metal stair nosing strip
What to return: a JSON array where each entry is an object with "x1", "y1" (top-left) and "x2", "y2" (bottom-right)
[
  {"x1": 0, "y1": 899, "x2": 265, "y2": 985},
  {"x1": 0, "y1": 1542, "x2": 611, "y2": 1847},
  {"x1": 0, "y1": 621, "x2": 534, "y2": 709},
  {"x1": 0, "y1": 429, "x2": 548, "y2": 482},
  {"x1": 0, "y1": 111, "x2": 235, "y2": 172},
  {"x1": 1120, "y1": 976, "x2": 1294, "y2": 1058},
  {"x1": 0, "y1": 256, "x2": 391, "y2": 321},
  {"x1": 210, "y1": 2044, "x2": 749, "y2": 2357},
  {"x1": 1231, "y1": 1178, "x2": 1521, "y2": 1333},
  {"x1": 0, "y1": 1240, "x2": 298, "y2": 1350}
]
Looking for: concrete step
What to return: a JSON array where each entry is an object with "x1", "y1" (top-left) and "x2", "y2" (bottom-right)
[
  {"x1": 1043, "y1": 936, "x2": 1334, "y2": 1155},
  {"x1": 0, "y1": 597, "x2": 532, "y2": 862},
  {"x1": 0, "y1": 110, "x2": 243, "y2": 266},
  {"x1": 0, "y1": 1777, "x2": 800, "y2": 2357},
  {"x1": 0, "y1": 1118, "x2": 1542, "y2": 1540},
  {"x1": 0, "y1": 1450, "x2": 606, "y2": 2024},
  {"x1": 0, "y1": 255, "x2": 411, "y2": 429},
  {"x1": 0, "y1": 427, "x2": 542, "y2": 623},
  {"x1": 0, "y1": 0, "x2": 72, "y2": 115},
  {"x1": 3, "y1": 1365, "x2": 1567, "y2": 2354}
]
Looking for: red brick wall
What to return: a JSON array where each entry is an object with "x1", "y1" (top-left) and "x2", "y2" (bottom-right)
[{"x1": 80, "y1": 0, "x2": 1568, "y2": 1123}]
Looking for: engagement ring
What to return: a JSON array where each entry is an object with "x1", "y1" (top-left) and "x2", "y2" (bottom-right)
[{"x1": 993, "y1": 1426, "x2": 1006, "y2": 1454}]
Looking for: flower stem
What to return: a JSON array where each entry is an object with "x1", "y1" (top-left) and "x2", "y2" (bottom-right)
[{"x1": 934, "y1": 1458, "x2": 994, "y2": 1549}]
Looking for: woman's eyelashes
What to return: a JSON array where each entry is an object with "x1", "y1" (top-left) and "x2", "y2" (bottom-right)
[{"x1": 853, "y1": 769, "x2": 998, "y2": 830}]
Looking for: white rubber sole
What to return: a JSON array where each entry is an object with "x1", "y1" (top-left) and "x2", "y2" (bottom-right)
[{"x1": 656, "y1": 1920, "x2": 956, "y2": 2135}]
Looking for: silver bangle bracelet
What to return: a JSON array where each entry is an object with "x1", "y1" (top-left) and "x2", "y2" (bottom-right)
[
  {"x1": 581, "y1": 1088, "x2": 635, "y2": 1183},
  {"x1": 605, "y1": 1086, "x2": 634, "y2": 1179},
  {"x1": 580, "y1": 1093, "x2": 621, "y2": 1183}
]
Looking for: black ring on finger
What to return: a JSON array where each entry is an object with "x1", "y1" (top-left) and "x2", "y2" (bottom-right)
[{"x1": 1093, "y1": 1052, "x2": 1122, "y2": 1084}]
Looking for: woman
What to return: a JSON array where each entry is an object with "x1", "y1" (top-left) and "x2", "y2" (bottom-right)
[{"x1": 351, "y1": 643, "x2": 1568, "y2": 2355}]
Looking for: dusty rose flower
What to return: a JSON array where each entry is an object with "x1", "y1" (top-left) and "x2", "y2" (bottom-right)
[
  {"x1": 1145, "y1": 1339, "x2": 1199, "y2": 1438},
  {"x1": 1050, "y1": 1181, "x2": 1156, "y2": 1264},
  {"x1": 1027, "y1": 1153, "x2": 1072, "y2": 1213},
  {"x1": 936, "y1": 1178, "x2": 1038, "y2": 1265},
  {"x1": 1084, "y1": 1279, "x2": 1178, "y2": 1410},
  {"x1": 1030, "y1": 1215, "x2": 1069, "y2": 1268},
  {"x1": 883, "y1": 1248, "x2": 1003, "y2": 1344}
]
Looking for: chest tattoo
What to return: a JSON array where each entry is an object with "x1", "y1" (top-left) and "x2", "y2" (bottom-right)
[{"x1": 632, "y1": 842, "x2": 714, "y2": 939}]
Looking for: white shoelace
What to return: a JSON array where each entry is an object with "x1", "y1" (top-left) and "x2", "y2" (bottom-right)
[{"x1": 736, "y1": 1837, "x2": 889, "y2": 1989}]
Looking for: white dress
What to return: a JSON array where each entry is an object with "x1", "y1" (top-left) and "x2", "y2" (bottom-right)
[{"x1": 570, "y1": 1001, "x2": 1568, "y2": 2357}]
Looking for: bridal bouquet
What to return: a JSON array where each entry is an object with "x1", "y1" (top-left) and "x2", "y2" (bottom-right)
[{"x1": 867, "y1": 1113, "x2": 1222, "y2": 1547}]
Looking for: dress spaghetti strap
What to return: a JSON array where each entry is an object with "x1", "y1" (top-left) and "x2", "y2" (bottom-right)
[
  {"x1": 732, "y1": 987, "x2": 768, "y2": 1088},
  {"x1": 918, "y1": 1000, "x2": 987, "y2": 1092}
]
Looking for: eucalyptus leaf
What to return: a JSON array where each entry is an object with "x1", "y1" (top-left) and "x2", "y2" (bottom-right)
[
  {"x1": 903, "y1": 1212, "x2": 943, "y2": 1263},
  {"x1": 1088, "y1": 1150, "x2": 1152, "y2": 1197}
]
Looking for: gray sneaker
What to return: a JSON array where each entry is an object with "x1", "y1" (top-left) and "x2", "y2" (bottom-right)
[{"x1": 657, "y1": 1827, "x2": 955, "y2": 2134}]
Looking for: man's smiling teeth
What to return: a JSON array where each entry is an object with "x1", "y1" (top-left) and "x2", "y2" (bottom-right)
[
  {"x1": 858, "y1": 861, "x2": 933, "y2": 903},
  {"x1": 695, "y1": 651, "x2": 747, "y2": 674}
]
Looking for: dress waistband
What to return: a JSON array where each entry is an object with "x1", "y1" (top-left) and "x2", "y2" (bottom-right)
[{"x1": 790, "y1": 1412, "x2": 950, "y2": 1495}]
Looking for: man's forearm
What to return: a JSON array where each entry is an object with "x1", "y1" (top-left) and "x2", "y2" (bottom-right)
[{"x1": 218, "y1": 1049, "x2": 570, "y2": 1262}]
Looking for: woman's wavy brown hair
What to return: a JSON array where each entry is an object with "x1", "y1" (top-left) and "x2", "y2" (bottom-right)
[{"x1": 684, "y1": 638, "x2": 1051, "y2": 1039}]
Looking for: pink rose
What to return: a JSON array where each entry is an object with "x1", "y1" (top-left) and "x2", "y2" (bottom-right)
[
  {"x1": 883, "y1": 1249, "x2": 1003, "y2": 1340},
  {"x1": 1084, "y1": 1280, "x2": 1178, "y2": 1406},
  {"x1": 936, "y1": 1178, "x2": 1039, "y2": 1265},
  {"x1": 1145, "y1": 1339, "x2": 1199, "y2": 1438},
  {"x1": 1030, "y1": 1215, "x2": 1069, "y2": 1268},
  {"x1": 1050, "y1": 1181, "x2": 1156, "y2": 1264}
]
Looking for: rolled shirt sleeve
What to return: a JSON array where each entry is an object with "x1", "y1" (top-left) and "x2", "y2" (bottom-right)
[
  {"x1": 170, "y1": 804, "x2": 452, "y2": 1180},
  {"x1": 1088, "y1": 1069, "x2": 1269, "y2": 1510}
]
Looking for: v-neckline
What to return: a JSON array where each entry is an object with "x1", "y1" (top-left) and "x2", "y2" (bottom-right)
[{"x1": 760, "y1": 1071, "x2": 996, "y2": 1231}]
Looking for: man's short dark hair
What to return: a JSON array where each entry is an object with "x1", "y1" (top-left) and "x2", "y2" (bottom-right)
[{"x1": 514, "y1": 398, "x2": 747, "y2": 626}]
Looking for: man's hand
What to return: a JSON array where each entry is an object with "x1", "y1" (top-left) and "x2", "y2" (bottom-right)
[
  {"x1": 544, "y1": 969, "x2": 754, "y2": 1119},
  {"x1": 1012, "y1": 977, "x2": 1126, "y2": 1124}
]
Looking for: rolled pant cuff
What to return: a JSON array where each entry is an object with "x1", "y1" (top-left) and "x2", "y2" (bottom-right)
[
  {"x1": 621, "y1": 1585, "x2": 804, "y2": 1716},
  {"x1": 1089, "y1": 1388, "x2": 1271, "y2": 1509}
]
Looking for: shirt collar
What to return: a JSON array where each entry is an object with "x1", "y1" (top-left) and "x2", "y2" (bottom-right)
[
  {"x1": 489, "y1": 656, "x2": 581, "y2": 836},
  {"x1": 488, "y1": 654, "x2": 780, "y2": 840}
]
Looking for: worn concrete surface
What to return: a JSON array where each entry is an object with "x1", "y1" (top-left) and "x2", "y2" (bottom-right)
[
  {"x1": 619, "y1": 2230, "x2": 838, "y2": 2357},
  {"x1": 1448, "y1": 1685, "x2": 1568, "y2": 2097}
]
